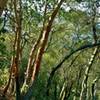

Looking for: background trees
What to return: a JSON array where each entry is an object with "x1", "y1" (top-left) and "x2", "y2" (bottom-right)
[{"x1": 0, "y1": 0, "x2": 100, "y2": 100}]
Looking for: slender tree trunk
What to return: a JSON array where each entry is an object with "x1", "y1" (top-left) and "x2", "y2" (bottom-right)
[
  {"x1": 59, "y1": 81, "x2": 66, "y2": 100},
  {"x1": 59, "y1": 81, "x2": 73, "y2": 100},
  {"x1": 13, "y1": 0, "x2": 22, "y2": 99},
  {"x1": 80, "y1": 4, "x2": 98, "y2": 99},
  {"x1": 79, "y1": 47, "x2": 98, "y2": 100},
  {"x1": 3, "y1": 4, "x2": 18, "y2": 94},
  {"x1": 23, "y1": 0, "x2": 48, "y2": 86},
  {"x1": 23, "y1": 31, "x2": 43, "y2": 85},
  {"x1": 31, "y1": 0, "x2": 64, "y2": 83},
  {"x1": 64, "y1": 81, "x2": 73, "y2": 100}
]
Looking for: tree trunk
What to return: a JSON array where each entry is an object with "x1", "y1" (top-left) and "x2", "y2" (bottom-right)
[
  {"x1": 31, "y1": 0, "x2": 64, "y2": 83},
  {"x1": 79, "y1": 47, "x2": 98, "y2": 100},
  {"x1": 23, "y1": 0, "x2": 64, "y2": 99},
  {"x1": 13, "y1": 0, "x2": 22, "y2": 99},
  {"x1": 23, "y1": 0, "x2": 48, "y2": 85}
]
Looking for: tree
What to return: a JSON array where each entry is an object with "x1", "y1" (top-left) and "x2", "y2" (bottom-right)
[{"x1": 0, "y1": 0, "x2": 100, "y2": 100}]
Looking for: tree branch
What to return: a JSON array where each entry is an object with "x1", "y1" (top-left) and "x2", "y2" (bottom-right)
[{"x1": 46, "y1": 42, "x2": 100, "y2": 95}]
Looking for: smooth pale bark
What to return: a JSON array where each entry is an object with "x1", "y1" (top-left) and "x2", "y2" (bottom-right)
[
  {"x1": 80, "y1": 3, "x2": 98, "y2": 100},
  {"x1": 59, "y1": 81, "x2": 73, "y2": 100},
  {"x1": 79, "y1": 47, "x2": 98, "y2": 100},
  {"x1": 59, "y1": 81, "x2": 67, "y2": 100},
  {"x1": 0, "y1": 0, "x2": 8, "y2": 16}
]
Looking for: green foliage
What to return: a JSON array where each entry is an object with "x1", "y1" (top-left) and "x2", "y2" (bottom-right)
[
  {"x1": 0, "y1": 68, "x2": 9, "y2": 86},
  {"x1": 0, "y1": 42, "x2": 6, "y2": 55},
  {"x1": 0, "y1": 0, "x2": 100, "y2": 100}
]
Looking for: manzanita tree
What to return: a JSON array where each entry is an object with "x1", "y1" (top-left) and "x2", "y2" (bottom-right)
[{"x1": 0, "y1": 0, "x2": 100, "y2": 100}]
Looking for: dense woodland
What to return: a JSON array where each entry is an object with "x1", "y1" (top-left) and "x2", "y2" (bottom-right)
[{"x1": 0, "y1": 0, "x2": 100, "y2": 100}]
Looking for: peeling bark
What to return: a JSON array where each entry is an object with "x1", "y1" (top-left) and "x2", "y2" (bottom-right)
[
  {"x1": 91, "y1": 77, "x2": 98, "y2": 100},
  {"x1": 23, "y1": 0, "x2": 48, "y2": 85},
  {"x1": 23, "y1": 0, "x2": 64, "y2": 99},
  {"x1": 31, "y1": 0, "x2": 64, "y2": 83},
  {"x1": 11, "y1": 0, "x2": 22, "y2": 99}
]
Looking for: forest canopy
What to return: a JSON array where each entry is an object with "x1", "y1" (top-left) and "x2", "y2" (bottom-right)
[{"x1": 0, "y1": 0, "x2": 100, "y2": 100}]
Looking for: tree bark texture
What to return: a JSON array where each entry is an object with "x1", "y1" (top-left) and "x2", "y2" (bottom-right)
[
  {"x1": 31, "y1": 0, "x2": 65, "y2": 83},
  {"x1": 23, "y1": 0, "x2": 65, "y2": 99}
]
